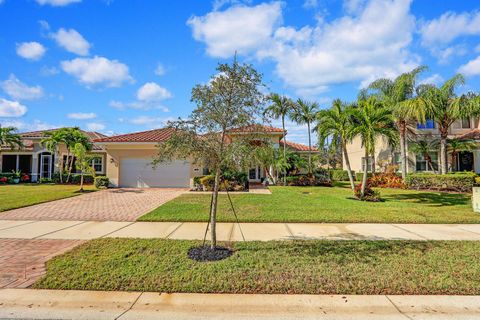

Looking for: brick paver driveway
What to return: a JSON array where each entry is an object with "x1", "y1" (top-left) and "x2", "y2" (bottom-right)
[
  {"x1": 0, "y1": 188, "x2": 186, "y2": 222},
  {"x1": 0, "y1": 239, "x2": 83, "y2": 288}
]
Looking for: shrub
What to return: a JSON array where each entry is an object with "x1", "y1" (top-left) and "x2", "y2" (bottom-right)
[
  {"x1": 0, "y1": 177, "x2": 7, "y2": 184},
  {"x1": 94, "y1": 176, "x2": 109, "y2": 189},
  {"x1": 286, "y1": 174, "x2": 332, "y2": 187},
  {"x1": 40, "y1": 178, "x2": 53, "y2": 183},
  {"x1": 369, "y1": 172, "x2": 405, "y2": 189},
  {"x1": 329, "y1": 169, "x2": 354, "y2": 181},
  {"x1": 405, "y1": 172, "x2": 476, "y2": 193},
  {"x1": 354, "y1": 182, "x2": 381, "y2": 202},
  {"x1": 53, "y1": 173, "x2": 94, "y2": 184},
  {"x1": 194, "y1": 171, "x2": 248, "y2": 191},
  {"x1": 0, "y1": 172, "x2": 15, "y2": 180},
  {"x1": 355, "y1": 172, "x2": 373, "y2": 181}
]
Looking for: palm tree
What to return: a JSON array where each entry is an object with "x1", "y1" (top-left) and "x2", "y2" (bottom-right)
[
  {"x1": 409, "y1": 74, "x2": 480, "y2": 174},
  {"x1": 351, "y1": 97, "x2": 397, "y2": 198},
  {"x1": 41, "y1": 130, "x2": 65, "y2": 183},
  {"x1": 447, "y1": 138, "x2": 477, "y2": 172},
  {"x1": 264, "y1": 93, "x2": 294, "y2": 185},
  {"x1": 315, "y1": 99, "x2": 356, "y2": 190},
  {"x1": 409, "y1": 138, "x2": 439, "y2": 173},
  {"x1": 291, "y1": 99, "x2": 318, "y2": 174},
  {"x1": 0, "y1": 126, "x2": 23, "y2": 172},
  {"x1": 367, "y1": 66, "x2": 427, "y2": 182}
]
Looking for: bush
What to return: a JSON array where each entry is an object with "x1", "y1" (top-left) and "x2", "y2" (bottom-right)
[
  {"x1": 354, "y1": 181, "x2": 381, "y2": 202},
  {"x1": 286, "y1": 174, "x2": 332, "y2": 187},
  {"x1": 405, "y1": 172, "x2": 476, "y2": 193},
  {"x1": 329, "y1": 169, "x2": 354, "y2": 181},
  {"x1": 193, "y1": 171, "x2": 248, "y2": 191},
  {"x1": 355, "y1": 172, "x2": 373, "y2": 181},
  {"x1": 369, "y1": 172, "x2": 405, "y2": 189},
  {"x1": 52, "y1": 173, "x2": 94, "y2": 184},
  {"x1": 94, "y1": 176, "x2": 109, "y2": 189},
  {"x1": 40, "y1": 178, "x2": 53, "y2": 183}
]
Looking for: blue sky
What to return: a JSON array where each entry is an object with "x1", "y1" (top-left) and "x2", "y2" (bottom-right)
[{"x1": 1, "y1": 0, "x2": 480, "y2": 145}]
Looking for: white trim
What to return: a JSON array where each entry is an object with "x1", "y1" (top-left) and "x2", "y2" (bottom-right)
[{"x1": 40, "y1": 154, "x2": 52, "y2": 179}]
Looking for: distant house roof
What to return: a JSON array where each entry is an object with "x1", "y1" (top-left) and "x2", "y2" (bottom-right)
[
  {"x1": 94, "y1": 128, "x2": 176, "y2": 143},
  {"x1": 458, "y1": 129, "x2": 480, "y2": 140},
  {"x1": 228, "y1": 124, "x2": 285, "y2": 134},
  {"x1": 280, "y1": 140, "x2": 318, "y2": 152}
]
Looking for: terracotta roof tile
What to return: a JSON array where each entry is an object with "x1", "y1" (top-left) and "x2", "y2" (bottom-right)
[
  {"x1": 94, "y1": 128, "x2": 176, "y2": 143},
  {"x1": 280, "y1": 140, "x2": 318, "y2": 152},
  {"x1": 458, "y1": 129, "x2": 480, "y2": 140},
  {"x1": 228, "y1": 124, "x2": 285, "y2": 134}
]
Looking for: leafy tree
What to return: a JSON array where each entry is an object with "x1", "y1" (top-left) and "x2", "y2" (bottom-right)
[
  {"x1": 253, "y1": 143, "x2": 290, "y2": 185},
  {"x1": 409, "y1": 74, "x2": 480, "y2": 174},
  {"x1": 351, "y1": 97, "x2": 397, "y2": 198},
  {"x1": 447, "y1": 138, "x2": 477, "y2": 172},
  {"x1": 153, "y1": 59, "x2": 265, "y2": 250},
  {"x1": 264, "y1": 93, "x2": 294, "y2": 185},
  {"x1": 367, "y1": 66, "x2": 427, "y2": 182},
  {"x1": 73, "y1": 142, "x2": 94, "y2": 192},
  {"x1": 0, "y1": 126, "x2": 23, "y2": 155},
  {"x1": 409, "y1": 138, "x2": 439, "y2": 173},
  {"x1": 291, "y1": 99, "x2": 318, "y2": 174},
  {"x1": 315, "y1": 99, "x2": 356, "y2": 190},
  {"x1": 41, "y1": 130, "x2": 66, "y2": 183}
]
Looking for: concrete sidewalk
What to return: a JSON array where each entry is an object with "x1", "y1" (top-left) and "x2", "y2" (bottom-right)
[
  {"x1": 1, "y1": 219, "x2": 480, "y2": 241},
  {"x1": 1, "y1": 289, "x2": 479, "y2": 319}
]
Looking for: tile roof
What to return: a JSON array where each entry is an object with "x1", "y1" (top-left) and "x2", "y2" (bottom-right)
[
  {"x1": 228, "y1": 124, "x2": 285, "y2": 134},
  {"x1": 280, "y1": 140, "x2": 318, "y2": 152},
  {"x1": 94, "y1": 128, "x2": 176, "y2": 143},
  {"x1": 458, "y1": 129, "x2": 480, "y2": 140}
]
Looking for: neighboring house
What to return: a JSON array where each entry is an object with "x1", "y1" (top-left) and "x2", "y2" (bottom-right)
[
  {"x1": 0, "y1": 129, "x2": 107, "y2": 182},
  {"x1": 94, "y1": 124, "x2": 318, "y2": 188},
  {"x1": 344, "y1": 117, "x2": 480, "y2": 174}
]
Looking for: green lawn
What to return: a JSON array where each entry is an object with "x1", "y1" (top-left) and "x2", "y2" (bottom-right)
[
  {"x1": 139, "y1": 185, "x2": 478, "y2": 224},
  {"x1": 34, "y1": 238, "x2": 480, "y2": 295},
  {"x1": 0, "y1": 184, "x2": 96, "y2": 212}
]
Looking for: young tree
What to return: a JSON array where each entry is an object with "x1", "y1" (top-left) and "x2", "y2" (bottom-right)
[
  {"x1": 153, "y1": 59, "x2": 265, "y2": 251},
  {"x1": 291, "y1": 99, "x2": 318, "y2": 174},
  {"x1": 409, "y1": 138, "x2": 439, "y2": 173},
  {"x1": 351, "y1": 97, "x2": 397, "y2": 198},
  {"x1": 315, "y1": 99, "x2": 356, "y2": 190},
  {"x1": 264, "y1": 94, "x2": 294, "y2": 185},
  {"x1": 41, "y1": 130, "x2": 65, "y2": 183},
  {"x1": 367, "y1": 67, "x2": 427, "y2": 182},
  {"x1": 410, "y1": 74, "x2": 480, "y2": 174},
  {"x1": 447, "y1": 138, "x2": 477, "y2": 171},
  {"x1": 73, "y1": 142, "x2": 94, "y2": 192}
]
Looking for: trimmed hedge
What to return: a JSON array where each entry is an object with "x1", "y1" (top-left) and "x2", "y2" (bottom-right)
[
  {"x1": 53, "y1": 173, "x2": 94, "y2": 184},
  {"x1": 329, "y1": 169, "x2": 354, "y2": 181},
  {"x1": 406, "y1": 172, "x2": 476, "y2": 193},
  {"x1": 94, "y1": 176, "x2": 109, "y2": 189},
  {"x1": 286, "y1": 174, "x2": 332, "y2": 187}
]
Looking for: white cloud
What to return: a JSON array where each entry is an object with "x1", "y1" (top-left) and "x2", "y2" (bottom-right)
[
  {"x1": 67, "y1": 112, "x2": 97, "y2": 120},
  {"x1": 0, "y1": 99, "x2": 27, "y2": 117},
  {"x1": 16, "y1": 42, "x2": 46, "y2": 61},
  {"x1": 50, "y1": 28, "x2": 91, "y2": 56},
  {"x1": 137, "y1": 82, "x2": 172, "y2": 101},
  {"x1": 458, "y1": 56, "x2": 480, "y2": 77},
  {"x1": 0, "y1": 119, "x2": 57, "y2": 131},
  {"x1": 1, "y1": 74, "x2": 44, "y2": 101},
  {"x1": 343, "y1": 0, "x2": 367, "y2": 14},
  {"x1": 36, "y1": 0, "x2": 81, "y2": 6},
  {"x1": 420, "y1": 11, "x2": 480, "y2": 46},
  {"x1": 155, "y1": 63, "x2": 166, "y2": 76},
  {"x1": 61, "y1": 56, "x2": 133, "y2": 87},
  {"x1": 40, "y1": 66, "x2": 60, "y2": 76},
  {"x1": 303, "y1": 0, "x2": 318, "y2": 9},
  {"x1": 128, "y1": 116, "x2": 175, "y2": 128},
  {"x1": 86, "y1": 122, "x2": 105, "y2": 131},
  {"x1": 189, "y1": 0, "x2": 417, "y2": 96},
  {"x1": 419, "y1": 74, "x2": 444, "y2": 86},
  {"x1": 187, "y1": 2, "x2": 283, "y2": 58}
]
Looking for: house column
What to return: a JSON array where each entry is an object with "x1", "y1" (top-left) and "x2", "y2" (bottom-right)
[
  {"x1": 32, "y1": 154, "x2": 38, "y2": 182},
  {"x1": 474, "y1": 150, "x2": 480, "y2": 174}
]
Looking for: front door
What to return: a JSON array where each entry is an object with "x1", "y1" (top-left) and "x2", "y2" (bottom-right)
[
  {"x1": 40, "y1": 154, "x2": 52, "y2": 179},
  {"x1": 457, "y1": 152, "x2": 474, "y2": 172}
]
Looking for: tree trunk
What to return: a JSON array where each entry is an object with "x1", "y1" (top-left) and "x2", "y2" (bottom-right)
[
  {"x1": 342, "y1": 142, "x2": 355, "y2": 190},
  {"x1": 210, "y1": 167, "x2": 221, "y2": 249},
  {"x1": 440, "y1": 135, "x2": 448, "y2": 174},
  {"x1": 58, "y1": 148, "x2": 63, "y2": 184},
  {"x1": 399, "y1": 122, "x2": 407, "y2": 181},
  {"x1": 307, "y1": 122, "x2": 312, "y2": 175},
  {"x1": 451, "y1": 152, "x2": 456, "y2": 172},
  {"x1": 361, "y1": 149, "x2": 369, "y2": 198},
  {"x1": 371, "y1": 151, "x2": 376, "y2": 173},
  {"x1": 282, "y1": 116, "x2": 287, "y2": 186},
  {"x1": 79, "y1": 171, "x2": 84, "y2": 192}
]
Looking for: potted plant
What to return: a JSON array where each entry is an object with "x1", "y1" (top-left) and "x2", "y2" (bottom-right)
[{"x1": 11, "y1": 170, "x2": 21, "y2": 184}]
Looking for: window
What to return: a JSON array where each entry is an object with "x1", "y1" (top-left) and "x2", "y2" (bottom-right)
[
  {"x1": 361, "y1": 157, "x2": 373, "y2": 172},
  {"x1": 461, "y1": 118, "x2": 471, "y2": 129},
  {"x1": 416, "y1": 152, "x2": 438, "y2": 172},
  {"x1": 90, "y1": 157, "x2": 103, "y2": 173},
  {"x1": 417, "y1": 119, "x2": 435, "y2": 129}
]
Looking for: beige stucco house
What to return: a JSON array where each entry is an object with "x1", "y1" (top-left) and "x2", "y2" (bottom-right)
[{"x1": 344, "y1": 117, "x2": 480, "y2": 174}]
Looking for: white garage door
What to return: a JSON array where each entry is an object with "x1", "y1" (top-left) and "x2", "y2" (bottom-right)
[{"x1": 120, "y1": 158, "x2": 190, "y2": 188}]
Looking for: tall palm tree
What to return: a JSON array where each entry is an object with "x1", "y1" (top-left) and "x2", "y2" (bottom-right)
[
  {"x1": 351, "y1": 97, "x2": 397, "y2": 198},
  {"x1": 291, "y1": 99, "x2": 319, "y2": 174},
  {"x1": 41, "y1": 130, "x2": 65, "y2": 183},
  {"x1": 264, "y1": 93, "x2": 294, "y2": 185},
  {"x1": 367, "y1": 66, "x2": 427, "y2": 182},
  {"x1": 447, "y1": 138, "x2": 477, "y2": 172},
  {"x1": 409, "y1": 138, "x2": 439, "y2": 173},
  {"x1": 315, "y1": 99, "x2": 356, "y2": 190},
  {"x1": 0, "y1": 127, "x2": 23, "y2": 170},
  {"x1": 409, "y1": 74, "x2": 480, "y2": 174}
]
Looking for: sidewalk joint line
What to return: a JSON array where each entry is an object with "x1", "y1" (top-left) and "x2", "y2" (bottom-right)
[
  {"x1": 390, "y1": 224, "x2": 428, "y2": 240},
  {"x1": 32, "y1": 220, "x2": 87, "y2": 239},
  {"x1": 101, "y1": 221, "x2": 137, "y2": 238},
  {"x1": 0, "y1": 220, "x2": 37, "y2": 231},
  {"x1": 457, "y1": 226, "x2": 480, "y2": 237},
  {"x1": 385, "y1": 295, "x2": 414, "y2": 320},
  {"x1": 166, "y1": 222, "x2": 184, "y2": 239},
  {"x1": 284, "y1": 223, "x2": 296, "y2": 240},
  {"x1": 115, "y1": 291, "x2": 144, "y2": 320}
]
